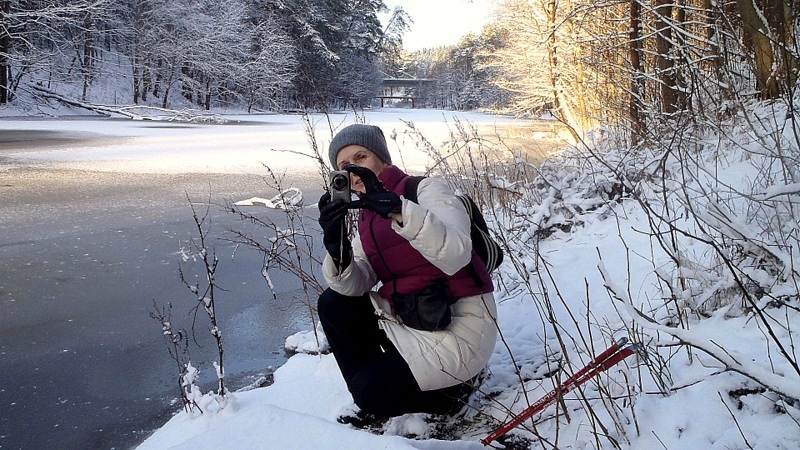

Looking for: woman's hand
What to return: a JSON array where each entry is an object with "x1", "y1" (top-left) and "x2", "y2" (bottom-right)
[
  {"x1": 318, "y1": 192, "x2": 352, "y2": 268},
  {"x1": 345, "y1": 165, "x2": 402, "y2": 220}
]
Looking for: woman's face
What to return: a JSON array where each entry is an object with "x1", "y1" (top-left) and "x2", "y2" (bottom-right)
[{"x1": 336, "y1": 145, "x2": 389, "y2": 193}]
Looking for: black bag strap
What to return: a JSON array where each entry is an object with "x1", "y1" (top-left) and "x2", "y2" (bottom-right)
[
  {"x1": 403, "y1": 175, "x2": 487, "y2": 286},
  {"x1": 404, "y1": 175, "x2": 425, "y2": 203}
]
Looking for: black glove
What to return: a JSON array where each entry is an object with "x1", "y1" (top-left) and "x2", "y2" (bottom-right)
[
  {"x1": 345, "y1": 165, "x2": 402, "y2": 219},
  {"x1": 318, "y1": 192, "x2": 351, "y2": 269}
]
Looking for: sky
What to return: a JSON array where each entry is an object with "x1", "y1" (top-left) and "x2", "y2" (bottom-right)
[{"x1": 381, "y1": 0, "x2": 495, "y2": 51}]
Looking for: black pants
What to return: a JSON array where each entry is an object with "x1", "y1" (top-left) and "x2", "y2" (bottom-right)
[{"x1": 317, "y1": 288, "x2": 472, "y2": 417}]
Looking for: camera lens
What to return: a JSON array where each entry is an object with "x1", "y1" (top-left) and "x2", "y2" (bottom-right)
[{"x1": 331, "y1": 174, "x2": 348, "y2": 190}]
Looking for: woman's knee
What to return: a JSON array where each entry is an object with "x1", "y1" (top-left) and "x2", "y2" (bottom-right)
[
  {"x1": 318, "y1": 289, "x2": 374, "y2": 329},
  {"x1": 317, "y1": 288, "x2": 340, "y2": 317}
]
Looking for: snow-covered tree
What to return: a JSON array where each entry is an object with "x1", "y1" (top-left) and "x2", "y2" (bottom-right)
[
  {"x1": 2, "y1": 0, "x2": 391, "y2": 110},
  {"x1": 377, "y1": 4, "x2": 411, "y2": 79},
  {"x1": 240, "y1": 0, "x2": 297, "y2": 112},
  {"x1": 266, "y1": 0, "x2": 389, "y2": 109},
  {"x1": 0, "y1": 0, "x2": 115, "y2": 104},
  {"x1": 398, "y1": 26, "x2": 510, "y2": 111}
]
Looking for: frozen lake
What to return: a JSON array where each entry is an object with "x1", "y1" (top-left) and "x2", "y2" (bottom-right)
[{"x1": 0, "y1": 109, "x2": 544, "y2": 449}]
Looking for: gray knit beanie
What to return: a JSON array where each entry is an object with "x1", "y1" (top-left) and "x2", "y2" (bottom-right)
[{"x1": 328, "y1": 124, "x2": 392, "y2": 168}]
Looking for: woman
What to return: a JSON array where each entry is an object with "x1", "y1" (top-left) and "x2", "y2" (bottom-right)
[{"x1": 317, "y1": 123, "x2": 497, "y2": 424}]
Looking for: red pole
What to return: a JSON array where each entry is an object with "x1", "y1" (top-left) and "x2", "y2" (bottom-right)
[{"x1": 482, "y1": 338, "x2": 636, "y2": 446}]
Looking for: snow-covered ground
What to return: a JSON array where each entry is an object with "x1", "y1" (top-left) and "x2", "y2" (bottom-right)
[
  {"x1": 134, "y1": 105, "x2": 800, "y2": 449},
  {"x1": 4, "y1": 106, "x2": 798, "y2": 449}
]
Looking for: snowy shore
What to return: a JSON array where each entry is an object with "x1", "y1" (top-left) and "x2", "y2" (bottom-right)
[{"x1": 3, "y1": 107, "x2": 798, "y2": 449}]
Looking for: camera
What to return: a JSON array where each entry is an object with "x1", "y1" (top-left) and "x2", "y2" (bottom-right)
[{"x1": 329, "y1": 170, "x2": 351, "y2": 203}]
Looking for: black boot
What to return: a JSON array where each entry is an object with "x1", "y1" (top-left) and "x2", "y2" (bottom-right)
[{"x1": 336, "y1": 409, "x2": 387, "y2": 429}]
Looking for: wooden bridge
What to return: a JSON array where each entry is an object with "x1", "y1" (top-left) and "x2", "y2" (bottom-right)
[{"x1": 376, "y1": 78, "x2": 434, "y2": 108}]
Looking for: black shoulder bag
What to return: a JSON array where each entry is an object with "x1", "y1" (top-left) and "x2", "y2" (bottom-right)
[
  {"x1": 391, "y1": 279, "x2": 454, "y2": 332},
  {"x1": 368, "y1": 177, "x2": 455, "y2": 332}
]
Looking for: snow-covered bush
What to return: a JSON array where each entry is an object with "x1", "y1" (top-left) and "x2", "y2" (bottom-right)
[
  {"x1": 498, "y1": 101, "x2": 800, "y2": 446},
  {"x1": 389, "y1": 104, "x2": 800, "y2": 446},
  {"x1": 138, "y1": 106, "x2": 800, "y2": 448}
]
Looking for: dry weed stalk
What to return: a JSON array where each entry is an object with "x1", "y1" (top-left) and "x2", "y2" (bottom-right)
[{"x1": 178, "y1": 199, "x2": 230, "y2": 403}]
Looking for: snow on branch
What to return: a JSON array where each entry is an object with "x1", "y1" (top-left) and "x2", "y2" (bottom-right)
[
  {"x1": 598, "y1": 259, "x2": 800, "y2": 402},
  {"x1": 30, "y1": 85, "x2": 226, "y2": 123},
  {"x1": 760, "y1": 183, "x2": 800, "y2": 200}
]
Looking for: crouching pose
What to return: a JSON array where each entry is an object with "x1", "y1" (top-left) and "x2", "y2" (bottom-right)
[{"x1": 317, "y1": 124, "x2": 498, "y2": 424}]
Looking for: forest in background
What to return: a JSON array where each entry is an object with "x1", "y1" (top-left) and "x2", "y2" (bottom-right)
[
  {"x1": 0, "y1": 0, "x2": 405, "y2": 112},
  {"x1": 0, "y1": 1, "x2": 797, "y2": 138}
]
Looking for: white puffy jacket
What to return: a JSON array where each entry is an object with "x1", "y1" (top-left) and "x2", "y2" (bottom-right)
[{"x1": 323, "y1": 177, "x2": 498, "y2": 391}]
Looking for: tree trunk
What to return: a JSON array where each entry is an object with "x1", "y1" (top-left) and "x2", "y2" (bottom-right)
[
  {"x1": 162, "y1": 81, "x2": 171, "y2": 109},
  {"x1": 735, "y1": 0, "x2": 779, "y2": 98},
  {"x1": 785, "y1": 0, "x2": 799, "y2": 90},
  {"x1": 565, "y1": 0, "x2": 591, "y2": 131},
  {"x1": 204, "y1": 78, "x2": 211, "y2": 110},
  {"x1": 673, "y1": 0, "x2": 687, "y2": 111},
  {"x1": 703, "y1": 0, "x2": 726, "y2": 101},
  {"x1": 82, "y1": 14, "x2": 94, "y2": 101},
  {"x1": 0, "y1": 0, "x2": 11, "y2": 104},
  {"x1": 655, "y1": 0, "x2": 678, "y2": 113},
  {"x1": 630, "y1": 0, "x2": 644, "y2": 142},
  {"x1": 133, "y1": 62, "x2": 141, "y2": 104},
  {"x1": 181, "y1": 65, "x2": 193, "y2": 102},
  {"x1": 545, "y1": 0, "x2": 563, "y2": 124},
  {"x1": 142, "y1": 68, "x2": 150, "y2": 102},
  {"x1": 152, "y1": 59, "x2": 162, "y2": 98}
]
